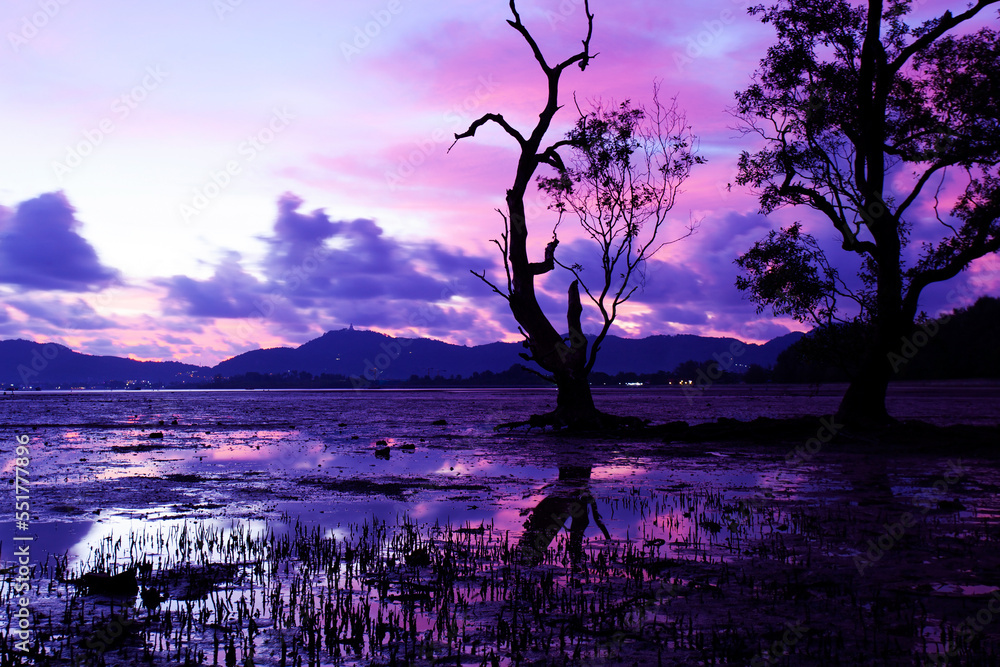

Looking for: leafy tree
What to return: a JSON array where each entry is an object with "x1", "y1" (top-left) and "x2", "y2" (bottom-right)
[
  {"x1": 892, "y1": 296, "x2": 1000, "y2": 378},
  {"x1": 734, "y1": 0, "x2": 1000, "y2": 427},
  {"x1": 743, "y1": 363, "x2": 773, "y2": 384},
  {"x1": 451, "y1": 1, "x2": 700, "y2": 428},
  {"x1": 773, "y1": 296, "x2": 1000, "y2": 381}
]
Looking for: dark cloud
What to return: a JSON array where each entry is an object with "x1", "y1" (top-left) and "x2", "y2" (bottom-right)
[
  {"x1": 79, "y1": 340, "x2": 177, "y2": 361},
  {"x1": 153, "y1": 197, "x2": 836, "y2": 347},
  {"x1": 647, "y1": 306, "x2": 709, "y2": 326},
  {"x1": 518, "y1": 210, "x2": 804, "y2": 340},
  {"x1": 6, "y1": 296, "x2": 115, "y2": 330},
  {"x1": 262, "y1": 193, "x2": 492, "y2": 304},
  {"x1": 632, "y1": 259, "x2": 707, "y2": 305},
  {"x1": 160, "y1": 194, "x2": 498, "y2": 337},
  {"x1": 692, "y1": 210, "x2": 773, "y2": 254},
  {"x1": 137, "y1": 314, "x2": 205, "y2": 334},
  {"x1": 116, "y1": 342, "x2": 176, "y2": 360},
  {"x1": 157, "y1": 253, "x2": 265, "y2": 319},
  {"x1": 263, "y1": 194, "x2": 339, "y2": 272},
  {"x1": 0, "y1": 192, "x2": 120, "y2": 292}
]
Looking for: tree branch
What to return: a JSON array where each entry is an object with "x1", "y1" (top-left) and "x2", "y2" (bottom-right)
[
  {"x1": 506, "y1": 0, "x2": 553, "y2": 74},
  {"x1": 470, "y1": 269, "x2": 510, "y2": 302},
  {"x1": 903, "y1": 234, "x2": 1000, "y2": 320},
  {"x1": 889, "y1": 1, "x2": 999, "y2": 74},
  {"x1": 537, "y1": 145, "x2": 568, "y2": 172},
  {"x1": 528, "y1": 236, "x2": 559, "y2": 275},
  {"x1": 449, "y1": 113, "x2": 526, "y2": 153},
  {"x1": 780, "y1": 181, "x2": 878, "y2": 255}
]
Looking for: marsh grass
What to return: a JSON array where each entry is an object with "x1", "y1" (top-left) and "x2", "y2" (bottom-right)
[{"x1": 3, "y1": 486, "x2": 1000, "y2": 666}]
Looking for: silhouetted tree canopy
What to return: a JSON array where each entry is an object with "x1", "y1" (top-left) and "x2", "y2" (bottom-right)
[{"x1": 734, "y1": 0, "x2": 1000, "y2": 426}]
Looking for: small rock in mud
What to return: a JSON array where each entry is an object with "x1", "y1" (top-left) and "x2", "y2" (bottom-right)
[
  {"x1": 432, "y1": 419, "x2": 448, "y2": 425},
  {"x1": 148, "y1": 432, "x2": 164, "y2": 439},
  {"x1": 79, "y1": 568, "x2": 139, "y2": 596}
]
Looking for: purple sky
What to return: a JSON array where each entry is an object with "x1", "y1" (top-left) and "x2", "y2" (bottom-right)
[{"x1": 1, "y1": 0, "x2": 997, "y2": 365}]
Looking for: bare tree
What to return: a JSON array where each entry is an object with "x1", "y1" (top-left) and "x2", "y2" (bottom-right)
[
  {"x1": 450, "y1": 2, "x2": 701, "y2": 429},
  {"x1": 538, "y1": 90, "x2": 702, "y2": 371}
]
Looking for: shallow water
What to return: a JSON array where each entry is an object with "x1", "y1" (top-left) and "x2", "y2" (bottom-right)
[{"x1": 2, "y1": 384, "x2": 1000, "y2": 665}]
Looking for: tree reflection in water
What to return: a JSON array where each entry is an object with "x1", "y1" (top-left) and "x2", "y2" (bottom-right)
[{"x1": 515, "y1": 464, "x2": 611, "y2": 567}]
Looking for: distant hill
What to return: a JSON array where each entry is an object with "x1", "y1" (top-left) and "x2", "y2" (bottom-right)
[
  {"x1": 0, "y1": 328, "x2": 804, "y2": 389},
  {"x1": 0, "y1": 339, "x2": 207, "y2": 388},
  {"x1": 772, "y1": 296, "x2": 1000, "y2": 382},
  {"x1": 212, "y1": 328, "x2": 805, "y2": 381},
  {"x1": 899, "y1": 296, "x2": 1000, "y2": 380}
]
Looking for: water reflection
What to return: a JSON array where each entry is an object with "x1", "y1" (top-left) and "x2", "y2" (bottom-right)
[
  {"x1": 3, "y1": 390, "x2": 1000, "y2": 666},
  {"x1": 516, "y1": 464, "x2": 611, "y2": 567}
]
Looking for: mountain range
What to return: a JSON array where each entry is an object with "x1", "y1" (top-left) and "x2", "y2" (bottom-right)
[{"x1": 0, "y1": 328, "x2": 803, "y2": 388}]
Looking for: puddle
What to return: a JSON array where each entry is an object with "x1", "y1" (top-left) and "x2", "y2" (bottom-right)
[{"x1": 2, "y1": 389, "x2": 1000, "y2": 665}]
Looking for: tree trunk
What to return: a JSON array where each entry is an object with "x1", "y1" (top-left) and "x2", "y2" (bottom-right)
[
  {"x1": 452, "y1": 3, "x2": 628, "y2": 430},
  {"x1": 551, "y1": 372, "x2": 600, "y2": 428},
  {"x1": 836, "y1": 216, "x2": 902, "y2": 429},
  {"x1": 835, "y1": 349, "x2": 893, "y2": 428},
  {"x1": 506, "y1": 170, "x2": 610, "y2": 429}
]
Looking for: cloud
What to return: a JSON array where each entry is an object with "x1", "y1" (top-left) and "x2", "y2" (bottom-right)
[
  {"x1": 159, "y1": 194, "x2": 499, "y2": 339},
  {"x1": 115, "y1": 342, "x2": 178, "y2": 361},
  {"x1": 0, "y1": 305, "x2": 18, "y2": 337},
  {"x1": 0, "y1": 192, "x2": 120, "y2": 292},
  {"x1": 157, "y1": 252, "x2": 266, "y2": 319},
  {"x1": 261, "y1": 193, "x2": 494, "y2": 303},
  {"x1": 6, "y1": 296, "x2": 115, "y2": 330}
]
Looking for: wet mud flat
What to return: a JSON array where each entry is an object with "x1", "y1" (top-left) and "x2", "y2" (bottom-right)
[{"x1": 1, "y1": 385, "x2": 999, "y2": 665}]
